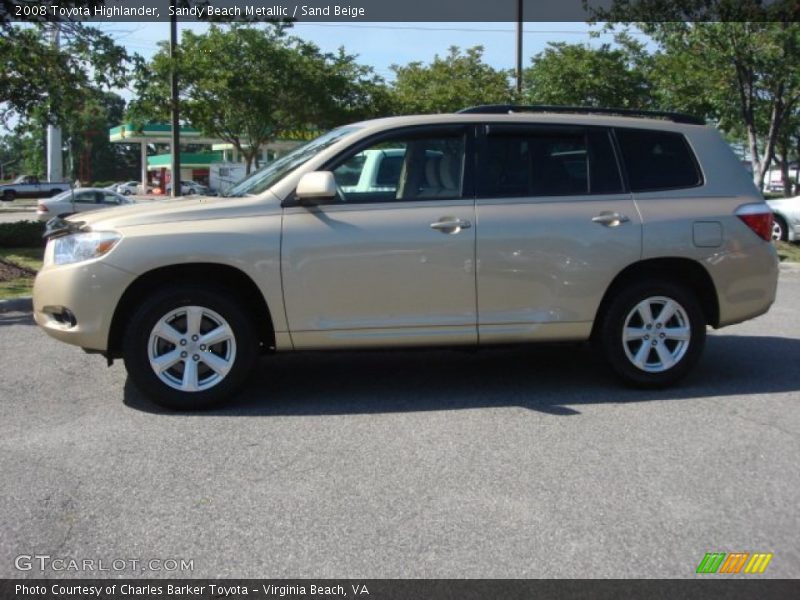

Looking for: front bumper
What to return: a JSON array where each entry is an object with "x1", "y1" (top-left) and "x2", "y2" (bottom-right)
[{"x1": 33, "y1": 258, "x2": 135, "y2": 352}]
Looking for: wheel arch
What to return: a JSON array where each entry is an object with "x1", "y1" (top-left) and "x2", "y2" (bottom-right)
[
  {"x1": 107, "y1": 263, "x2": 275, "y2": 359},
  {"x1": 591, "y1": 257, "x2": 720, "y2": 340}
]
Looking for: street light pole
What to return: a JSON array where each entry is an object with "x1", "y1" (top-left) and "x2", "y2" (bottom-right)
[
  {"x1": 47, "y1": 23, "x2": 63, "y2": 183},
  {"x1": 169, "y1": 4, "x2": 181, "y2": 197},
  {"x1": 515, "y1": 0, "x2": 523, "y2": 96}
]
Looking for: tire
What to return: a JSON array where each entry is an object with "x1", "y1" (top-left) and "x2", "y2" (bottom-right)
[
  {"x1": 2, "y1": 190, "x2": 15, "y2": 202},
  {"x1": 772, "y1": 215, "x2": 788, "y2": 242},
  {"x1": 48, "y1": 189, "x2": 60, "y2": 197},
  {"x1": 123, "y1": 285, "x2": 258, "y2": 410},
  {"x1": 597, "y1": 280, "x2": 706, "y2": 387}
]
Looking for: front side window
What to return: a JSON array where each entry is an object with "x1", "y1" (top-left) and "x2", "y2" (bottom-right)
[
  {"x1": 74, "y1": 191, "x2": 99, "y2": 204},
  {"x1": 330, "y1": 133, "x2": 465, "y2": 204},
  {"x1": 615, "y1": 128, "x2": 702, "y2": 192},
  {"x1": 480, "y1": 127, "x2": 623, "y2": 198}
]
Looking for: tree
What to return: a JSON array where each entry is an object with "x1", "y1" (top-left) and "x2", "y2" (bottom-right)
[
  {"x1": 522, "y1": 41, "x2": 651, "y2": 108},
  {"x1": 587, "y1": 2, "x2": 800, "y2": 188},
  {"x1": 62, "y1": 91, "x2": 139, "y2": 183},
  {"x1": 0, "y1": 23, "x2": 131, "y2": 128},
  {"x1": 389, "y1": 46, "x2": 514, "y2": 114},
  {"x1": 129, "y1": 24, "x2": 388, "y2": 174}
]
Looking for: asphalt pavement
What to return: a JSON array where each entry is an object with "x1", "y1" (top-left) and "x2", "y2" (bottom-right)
[{"x1": 1, "y1": 271, "x2": 798, "y2": 579}]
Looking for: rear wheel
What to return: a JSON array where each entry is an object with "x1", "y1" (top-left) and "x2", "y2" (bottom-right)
[
  {"x1": 772, "y1": 215, "x2": 788, "y2": 242},
  {"x1": 123, "y1": 286, "x2": 258, "y2": 410},
  {"x1": 2, "y1": 190, "x2": 15, "y2": 202},
  {"x1": 598, "y1": 280, "x2": 706, "y2": 387}
]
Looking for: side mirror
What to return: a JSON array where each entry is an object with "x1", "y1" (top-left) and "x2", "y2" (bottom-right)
[{"x1": 295, "y1": 171, "x2": 337, "y2": 204}]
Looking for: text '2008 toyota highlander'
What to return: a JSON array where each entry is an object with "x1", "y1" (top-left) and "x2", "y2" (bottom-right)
[{"x1": 33, "y1": 106, "x2": 779, "y2": 410}]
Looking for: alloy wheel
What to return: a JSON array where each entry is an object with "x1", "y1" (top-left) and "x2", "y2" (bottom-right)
[
  {"x1": 622, "y1": 296, "x2": 691, "y2": 373},
  {"x1": 147, "y1": 305, "x2": 237, "y2": 392}
]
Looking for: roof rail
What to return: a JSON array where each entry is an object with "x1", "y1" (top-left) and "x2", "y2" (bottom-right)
[{"x1": 456, "y1": 104, "x2": 705, "y2": 125}]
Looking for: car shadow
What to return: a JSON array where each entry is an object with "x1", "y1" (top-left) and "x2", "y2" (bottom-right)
[
  {"x1": 123, "y1": 334, "x2": 800, "y2": 417},
  {"x1": 0, "y1": 311, "x2": 34, "y2": 327}
]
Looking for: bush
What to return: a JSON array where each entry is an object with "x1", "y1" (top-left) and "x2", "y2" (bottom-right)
[{"x1": 0, "y1": 220, "x2": 46, "y2": 248}]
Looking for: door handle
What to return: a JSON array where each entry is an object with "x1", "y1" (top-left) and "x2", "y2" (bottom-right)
[
  {"x1": 592, "y1": 212, "x2": 630, "y2": 227},
  {"x1": 430, "y1": 217, "x2": 471, "y2": 233}
]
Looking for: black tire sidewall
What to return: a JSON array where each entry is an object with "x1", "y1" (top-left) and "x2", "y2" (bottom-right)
[
  {"x1": 600, "y1": 280, "x2": 706, "y2": 387},
  {"x1": 123, "y1": 286, "x2": 258, "y2": 410},
  {"x1": 774, "y1": 215, "x2": 788, "y2": 242}
]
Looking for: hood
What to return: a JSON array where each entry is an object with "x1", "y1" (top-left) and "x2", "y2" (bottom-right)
[{"x1": 70, "y1": 194, "x2": 282, "y2": 230}]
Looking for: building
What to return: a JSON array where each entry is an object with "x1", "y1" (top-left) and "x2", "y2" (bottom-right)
[{"x1": 109, "y1": 122, "x2": 318, "y2": 194}]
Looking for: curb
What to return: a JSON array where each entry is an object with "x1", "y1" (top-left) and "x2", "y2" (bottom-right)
[
  {"x1": 779, "y1": 262, "x2": 800, "y2": 272},
  {"x1": 0, "y1": 296, "x2": 32, "y2": 312}
]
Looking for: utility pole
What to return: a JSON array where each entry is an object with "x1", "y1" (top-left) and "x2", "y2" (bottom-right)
[
  {"x1": 515, "y1": 0, "x2": 523, "y2": 96},
  {"x1": 47, "y1": 23, "x2": 63, "y2": 183},
  {"x1": 169, "y1": 4, "x2": 181, "y2": 197}
]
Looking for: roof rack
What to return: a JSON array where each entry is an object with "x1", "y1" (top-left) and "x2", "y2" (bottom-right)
[{"x1": 456, "y1": 104, "x2": 705, "y2": 125}]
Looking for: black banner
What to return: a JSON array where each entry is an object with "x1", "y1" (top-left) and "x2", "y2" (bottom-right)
[
  {"x1": 2, "y1": 580, "x2": 800, "y2": 600},
  {"x1": 2, "y1": 0, "x2": 799, "y2": 23}
]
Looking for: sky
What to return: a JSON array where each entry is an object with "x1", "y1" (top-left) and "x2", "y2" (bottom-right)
[{"x1": 103, "y1": 21, "x2": 651, "y2": 100}]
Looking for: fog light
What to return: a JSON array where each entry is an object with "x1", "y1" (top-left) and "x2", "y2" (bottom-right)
[{"x1": 45, "y1": 306, "x2": 77, "y2": 328}]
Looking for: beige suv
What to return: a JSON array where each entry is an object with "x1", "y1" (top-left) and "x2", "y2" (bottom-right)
[{"x1": 33, "y1": 106, "x2": 779, "y2": 410}]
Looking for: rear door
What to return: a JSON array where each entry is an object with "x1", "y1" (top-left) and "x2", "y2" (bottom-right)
[{"x1": 475, "y1": 124, "x2": 642, "y2": 343}]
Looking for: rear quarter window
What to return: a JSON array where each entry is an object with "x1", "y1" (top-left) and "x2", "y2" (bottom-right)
[{"x1": 615, "y1": 128, "x2": 702, "y2": 192}]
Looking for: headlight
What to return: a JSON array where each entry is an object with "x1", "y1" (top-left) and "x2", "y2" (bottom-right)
[{"x1": 51, "y1": 231, "x2": 122, "y2": 266}]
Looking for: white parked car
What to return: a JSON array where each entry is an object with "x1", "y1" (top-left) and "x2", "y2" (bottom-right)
[
  {"x1": 166, "y1": 180, "x2": 209, "y2": 195},
  {"x1": 116, "y1": 181, "x2": 153, "y2": 195},
  {"x1": 766, "y1": 195, "x2": 800, "y2": 241},
  {"x1": 37, "y1": 188, "x2": 134, "y2": 221}
]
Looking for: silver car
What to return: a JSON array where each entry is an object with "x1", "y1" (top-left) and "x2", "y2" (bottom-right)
[
  {"x1": 167, "y1": 180, "x2": 209, "y2": 195},
  {"x1": 36, "y1": 188, "x2": 134, "y2": 221},
  {"x1": 33, "y1": 106, "x2": 779, "y2": 410},
  {"x1": 766, "y1": 195, "x2": 800, "y2": 242}
]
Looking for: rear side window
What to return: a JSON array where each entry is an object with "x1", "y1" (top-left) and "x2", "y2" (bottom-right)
[
  {"x1": 615, "y1": 128, "x2": 702, "y2": 192},
  {"x1": 480, "y1": 127, "x2": 623, "y2": 198}
]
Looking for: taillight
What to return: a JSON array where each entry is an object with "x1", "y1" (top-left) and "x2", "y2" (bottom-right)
[
  {"x1": 736, "y1": 204, "x2": 774, "y2": 242},
  {"x1": 37, "y1": 204, "x2": 48, "y2": 212}
]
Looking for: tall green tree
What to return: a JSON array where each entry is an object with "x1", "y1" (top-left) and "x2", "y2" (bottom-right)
[
  {"x1": 130, "y1": 24, "x2": 388, "y2": 174},
  {"x1": 63, "y1": 91, "x2": 139, "y2": 183},
  {"x1": 587, "y1": 2, "x2": 800, "y2": 187},
  {"x1": 389, "y1": 46, "x2": 514, "y2": 114},
  {"x1": 0, "y1": 23, "x2": 131, "y2": 128},
  {"x1": 522, "y1": 41, "x2": 650, "y2": 108}
]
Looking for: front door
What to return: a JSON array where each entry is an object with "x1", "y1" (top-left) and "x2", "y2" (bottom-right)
[{"x1": 281, "y1": 126, "x2": 477, "y2": 349}]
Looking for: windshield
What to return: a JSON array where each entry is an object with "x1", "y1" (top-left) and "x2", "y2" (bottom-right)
[{"x1": 224, "y1": 126, "x2": 360, "y2": 197}]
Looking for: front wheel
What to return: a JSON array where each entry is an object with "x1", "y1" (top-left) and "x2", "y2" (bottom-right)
[
  {"x1": 2, "y1": 190, "x2": 15, "y2": 202},
  {"x1": 123, "y1": 286, "x2": 258, "y2": 410},
  {"x1": 597, "y1": 281, "x2": 706, "y2": 387}
]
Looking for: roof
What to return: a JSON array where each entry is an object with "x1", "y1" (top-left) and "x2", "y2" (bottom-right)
[{"x1": 346, "y1": 110, "x2": 708, "y2": 135}]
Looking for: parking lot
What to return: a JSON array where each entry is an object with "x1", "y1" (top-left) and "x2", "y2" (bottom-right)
[{"x1": 0, "y1": 268, "x2": 798, "y2": 579}]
